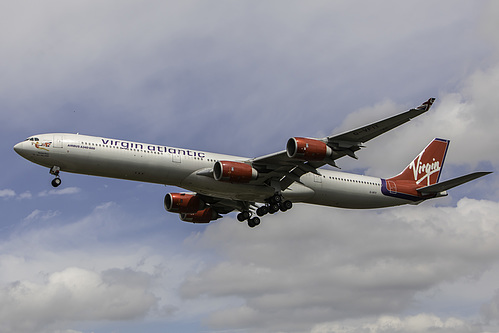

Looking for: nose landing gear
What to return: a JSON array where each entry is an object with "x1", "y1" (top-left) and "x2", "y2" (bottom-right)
[
  {"x1": 51, "y1": 177, "x2": 62, "y2": 187},
  {"x1": 49, "y1": 166, "x2": 62, "y2": 188}
]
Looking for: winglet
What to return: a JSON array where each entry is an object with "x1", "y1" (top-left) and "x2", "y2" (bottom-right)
[{"x1": 415, "y1": 98, "x2": 435, "y2": 112}]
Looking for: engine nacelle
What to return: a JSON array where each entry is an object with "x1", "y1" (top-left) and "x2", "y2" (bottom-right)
[
  {"x1": 180, "y1": 207, "x2": 218, "y2": 223},
  {"x1": 213, "y1": 161, "x2": 258, "y2": 183},
  {"x1": 286, "y1": 137, "x2": 333, "y2": 161},
  {"x1": 164, "y1": 193, "x2": 204, "y2": 213}
]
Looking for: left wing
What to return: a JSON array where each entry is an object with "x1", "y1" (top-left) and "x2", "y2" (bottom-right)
[{"x1": 251, "y1": 98, "x2": 435, "y2": 190}]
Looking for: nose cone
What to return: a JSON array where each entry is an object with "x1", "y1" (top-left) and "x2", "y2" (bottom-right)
[{"x1": 13, "y1": 141, "x2": 26, "y2": 156}]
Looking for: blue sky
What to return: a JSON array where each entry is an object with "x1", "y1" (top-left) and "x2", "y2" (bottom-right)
[{"x1": 2, "y1": 1, "x2": 499, "y2": 332}]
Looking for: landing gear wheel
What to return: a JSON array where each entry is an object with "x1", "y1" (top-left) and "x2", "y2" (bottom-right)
[
  {"x1": 256, "y1": 206, "x2": 269, "y2": 217},
  {"x1": 280, "y1": 200, "x2": 293, "y2": 212},
  {"x1": 237, "y1": 211, "x2": 251, "y2": 222},
  {"x1": 51, "y1": 177, "x2": 61, "y2": 188},
  {"x1": 248, "y1": 217, "x2": 260, "y2": 228},
  {"x1": 271, "y1": 193, "x2": 282, "y2": 203},
  {"x1": 269, "y1": 203, "x2": 279, "y2": 214}
]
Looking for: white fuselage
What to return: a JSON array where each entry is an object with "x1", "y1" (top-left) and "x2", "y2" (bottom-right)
[{"x1": 14, "y1": 133, "x2": 413, "y2": 209}]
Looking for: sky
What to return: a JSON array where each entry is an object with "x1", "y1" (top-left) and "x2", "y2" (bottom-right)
[{"x1": 1, "y1": 1, "x2": 499, "y2": 332}]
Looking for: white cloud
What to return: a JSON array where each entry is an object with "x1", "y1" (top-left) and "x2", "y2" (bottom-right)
[
  {"x1": 38, "y1": 187, "x2": 81, "y2": 197},
  {"x1": 481, "y1": 290, "x2": 499, "y2": 324},
  {"x1": 0, "y1": 267, "x2": 157, "y2": 333},
  {"x1": 0, "y1": 200, "x2": 208, "y2": 333},
  {"x1": 17, "y1": 191, "x2": 32, "y2": 200},
  {"x1": 0, "y1": 189, "x2": 16, "y2": 198},
  {"x1": 181, "y1": 198, "x2": 499, "y2": 332},
  {"x1": 23, "y1": 209, "x2": 60, "y2": 221},
  {"x1": 311, "y1": 314, "x2": 478, "y2": 333},
  {"x1": 333, "y1": 64, "x2": 499, "y2": 178}
]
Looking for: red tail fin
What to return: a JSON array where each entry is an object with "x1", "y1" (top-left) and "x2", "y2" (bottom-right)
[{"x1": 389, "y1": 138, "x2": 450, "y2": 186}]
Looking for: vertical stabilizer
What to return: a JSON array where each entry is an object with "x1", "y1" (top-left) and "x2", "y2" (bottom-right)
[
  {"x1": 382, "y1": 138, "x2": 450, "y2": 200},
  {"x1": 389, "y1": 138, "x2": 449, "y2": 185}
]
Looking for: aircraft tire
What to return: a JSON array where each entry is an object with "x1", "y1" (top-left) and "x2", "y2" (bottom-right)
[
  {"x1": 51, "y1": 178, "x2": 61, "y2": 188},
  {"x1": 238, "y1": 211, "x2": 251, "y2": 222},
  {"x1": 257, "y1": 206, "x2": 268, "y2": 216},
  {"x1": 269, "y1": 203, "x2": 279, "y2": 214},
  {"x1": 248, "y1": 217, "x2": 260, "y2": 228},
  {"x1": 271, "y1": 193, "x2": 282, "y2": 203}
]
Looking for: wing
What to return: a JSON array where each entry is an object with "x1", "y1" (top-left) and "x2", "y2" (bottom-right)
[
  {"x1": 251, "y1": 98, "x2": 435, "y2": 190},
  {"x1": 325, "y1": 97, "x2": 435, "y2": 159}
]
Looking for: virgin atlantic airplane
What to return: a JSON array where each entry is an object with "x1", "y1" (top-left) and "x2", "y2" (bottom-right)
[{"x1": 13, "y1": 98, "x2": 491, "y2": 227}]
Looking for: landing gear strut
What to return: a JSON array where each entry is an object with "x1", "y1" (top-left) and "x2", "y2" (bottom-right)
[{"x1": 50, "y1": 166, "x2": 61, "y2": 188}]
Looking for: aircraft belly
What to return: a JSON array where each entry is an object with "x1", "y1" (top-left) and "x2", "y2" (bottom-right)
[
  {"x1": 282, "y1": 182, "x2": 315, "y2": 202},
  {"x1": 50, "y1": 146, "x2": 187, "y2": 186},
  {"x1": 307, "y1": 186, "x2": 407, "y2": 209},
  {"x1": 180, "y1": 172, "x2": 274, "y2": 202}
]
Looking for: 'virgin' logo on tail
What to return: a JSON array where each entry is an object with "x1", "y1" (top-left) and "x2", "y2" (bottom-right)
[{"x1": 408, "y1": 152, "x2": 441, "y2": 186}]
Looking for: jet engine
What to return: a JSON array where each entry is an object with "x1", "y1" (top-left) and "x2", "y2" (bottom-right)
[
  {"x1": 180, "y1": 207, "x2": 218, "y2": 223},
  {"x1": 164, "y1": 193, "x2": 204, "y2": 213},
  {"x1": 286, "y1": 137, "x2": 333, "y2": 161},
  {"x1": 213, "y1": 161, "x2": 258, "y2": 183}
]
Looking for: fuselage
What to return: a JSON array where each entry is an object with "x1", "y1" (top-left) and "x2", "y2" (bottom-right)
[{"x1": 13, "y1": 133, "x2": 414, "y2": 209}]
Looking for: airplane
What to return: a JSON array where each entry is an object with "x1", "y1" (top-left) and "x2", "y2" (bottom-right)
[{"x1": 13, "y1": 98, "x2": 491, "y2": 228}]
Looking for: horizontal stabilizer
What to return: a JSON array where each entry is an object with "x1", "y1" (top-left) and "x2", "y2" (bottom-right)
[{"x1": 416, "y1": 171, "x2": 492, "y2": 195}]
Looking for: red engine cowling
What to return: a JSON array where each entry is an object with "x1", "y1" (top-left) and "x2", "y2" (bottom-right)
[
  {"x1": 180, "y1": 207, "x2": 218, "y2": 223},
  {"x1": 286, "y1": 137, "x2": 333, "y2": 161},
  {"x1": 213, "y1": 161, "x2": 258, "y2": 183},
  {"x1": 164, "y1": 193, "x2": 204, "y2": 213}
]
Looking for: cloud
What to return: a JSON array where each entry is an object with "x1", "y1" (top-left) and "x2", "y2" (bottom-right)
[
  {"x1": 311, "y1": 314, "x2": 479, "y2": 333},
  {"x1": 481, "y1": 290, "x2": 499, "y2": 324},
  {"x1": 331, "y1": 62, "x2": 499, "y2": 179},
  {"x1": 1, "y1": 190, "x2": 34, "y2": 200},
  {"x1": 17, "y1": 191, "x2": 32, "y2": 200},
  {"x1": 23, "y1": 209, "x2": 60, "y2": 221},
  {"x1": 181, "y1": 198, "x2": 499, "y2": 332},
  {"x1": 0, "y1": 199, "x2": 206, "y2": 332},
  {"x1": 0, "y1": 267, "x2": 157, "y2": 333},
  {"x1": 0, "y1": 189, "x2": 16, "y2": 198},
  {"x1": 38, "y1": 187, "x2": 81, "y2": 197}
]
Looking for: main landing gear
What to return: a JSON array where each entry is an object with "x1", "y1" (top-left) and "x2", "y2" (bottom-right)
[
  {"x1": 257, "y1": 193, "x2": 293, "y2": 216},
  {"x1": 237, "y1": 193, "x2": 293, "y2": 228},
  {"x1": 50, "y1": 166, "x2": 62, "y2": 188}
]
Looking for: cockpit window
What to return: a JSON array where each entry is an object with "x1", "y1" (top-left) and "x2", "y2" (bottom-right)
[{"x1": 26, "y1": 137, "x2": 40, "y2": 141}]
